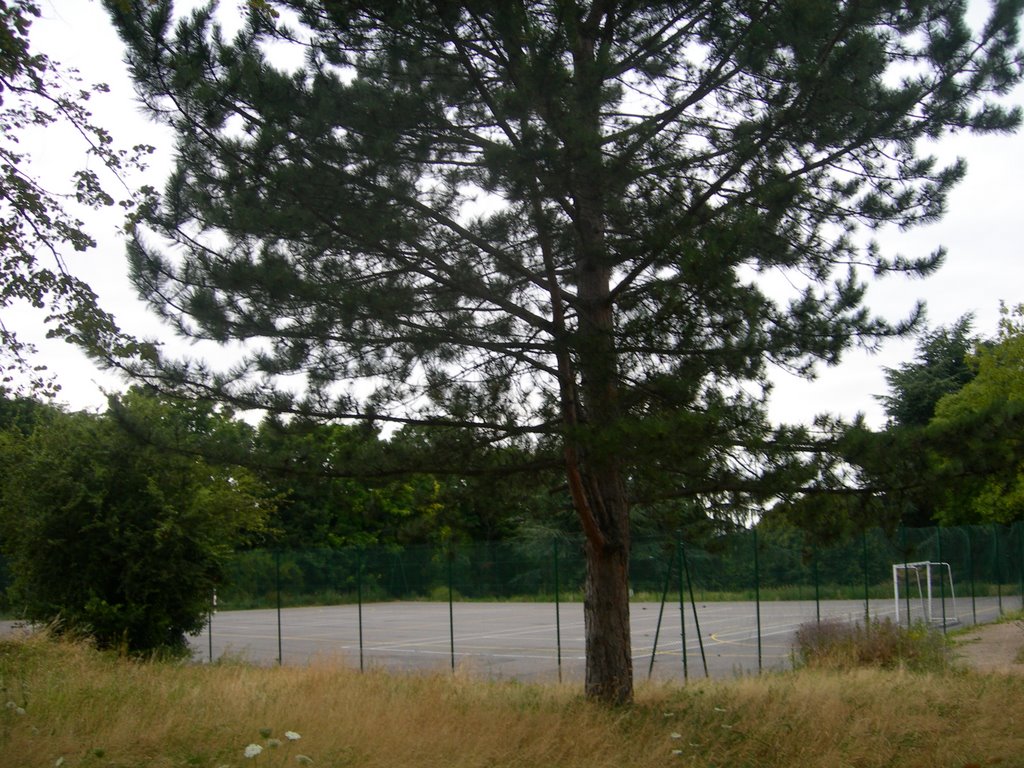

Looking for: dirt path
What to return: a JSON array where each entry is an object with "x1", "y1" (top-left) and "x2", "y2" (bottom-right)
[{"x1": 954, "y1": 620, "x2": 1024, "y2": 674}]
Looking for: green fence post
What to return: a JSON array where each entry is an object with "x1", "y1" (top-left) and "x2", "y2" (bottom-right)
[
  {"x1": 994, "y1": 525, "x2": 1003, "y2": 616},
  {"x1": 448, "y1": 546, "x2": 456, "y2": 672},
  {"x1": 862, "y1": 529, "x2": 871, "y2": 624},
  {"x1": 901, "y1": 526, "x2": 911, "y2": 628},
  {"x1": 936, "y1": 526, "x2": 947, "y2": 633},
  {"x1": 813, "y1": 542, "x2": 821, "y2": 625},
  {"x1": 1018, "y1": 523, "x2": 1024, "y2": 611},
  {"x1": 357, "y1": 550, "x2": 365, "y2": 673},
  {"x1": 208, "y1": 589, "x2": 215, "y2": 662},
  {"x1": 753, "y1": 527, "x2": 762, "y2": 673},
  {"x1": 648, "y1": 544, "x2": 674, "y2": 680},
  {"x1": 679, "y1": 537, "x2": 709, "y2": 677},
  {"x1": 677, "y1": 537, "x2": 688, "y2": 682},
  {"x1": 553, "y1": 538, "x2": 562, "y2": 683},
  {"x1": 275, "y1": 550, "x2": 283, "y2": 666},
  {"x1": 962, "y1": 527, "x2": 977, "y2": 625}
]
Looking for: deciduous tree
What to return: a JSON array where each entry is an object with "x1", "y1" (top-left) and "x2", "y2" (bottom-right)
[
  {"x1": 0, "y1": 1, "x2": 151, "y2": 395},
  {"x1": 822, "y1": 309, "x2": 1024, "y2": 528},
  {"x1": 0, "y1": 390, "x2": 270, "y2": 654},
  {"x1": 929, "y1": 303, "x2": 1024, "y2": 523}
]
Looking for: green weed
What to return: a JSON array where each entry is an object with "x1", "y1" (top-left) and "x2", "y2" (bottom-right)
[{"x1": 793, "y1": 617, "x2": 950, "y2": 672}]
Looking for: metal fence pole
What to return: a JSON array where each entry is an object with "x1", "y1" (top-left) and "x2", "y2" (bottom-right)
[
  {"x1": 965, "y1": 527, "x2": 977, "y2": 625},
  {"x1": 275, "y1": 550, "x2": 283, "y2": 666},
  {"x1": 208, "y1": 589, "x2": 215, "y2": 662},
  {"x1": 753, "y1": 527, "x2": 762, "y2": 673},
  {"x1": 677, "y1": 537, "x2": 688, "y2": 682},
  {"x1": 936, "y1": 526, "x2": 947, "y2": 633},
  {"x1": 994, "y1": 525, "x2": 1003, "y2": 616},
  {"x1": 1018, "y1": 523, "x2": 1024, "y2": 611},
  {"x1": 553, "y1": 539, "x2": 562, "y2": 683},
  {"x1": 357, "y1": 550, "x2": 365, "y2": 673},
  {"x1": 813, "y1": 542, "x2": 821, "y2": 625},
  {"x1": 448, "y1": 547, "x2": 456, "y2": 673},
  {"x1": 679, "y1": 537, "x2": 708, "y2": 677},
  {"x1": 862, "y1": 529, "x2": 871, "y2": 624},
  {"x1": 648, "y1": 544, "x2": 675, "y2": 680},
  {"x1": 902, "y1": 526, "x2": 912, "y2": 628}
]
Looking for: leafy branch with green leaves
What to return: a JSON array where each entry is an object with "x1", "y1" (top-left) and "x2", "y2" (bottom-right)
[{"x1": 0, "y1": 0, "x2": 155, "y2": 397}]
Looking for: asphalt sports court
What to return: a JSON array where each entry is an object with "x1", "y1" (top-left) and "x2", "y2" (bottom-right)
[{"x1": 188, "y1": 596, "x2": 1008, "y2": 682}]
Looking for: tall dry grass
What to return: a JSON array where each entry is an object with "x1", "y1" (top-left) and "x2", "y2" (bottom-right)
[
  {"x1": 793, "y1": 617, "x2": 950, "y2": 672},
  {"x1": 1, "y1": 630, "x2": 1022, "y2": 768}
]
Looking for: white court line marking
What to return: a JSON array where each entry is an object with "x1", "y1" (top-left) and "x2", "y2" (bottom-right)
[
  {"x1": 203, "y1": 604, "x2": 923, "y2": 664},
  {"x1": 206, "y1": 620, "x2": 589, "y2": 655},
  {"x1": 363, "y1": 621, "x2": 587, "y2": 652}
]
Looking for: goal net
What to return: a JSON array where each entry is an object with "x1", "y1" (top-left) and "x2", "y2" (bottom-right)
[{"x1": 892, "y1": 561, "x2": 959, "y2": 627}]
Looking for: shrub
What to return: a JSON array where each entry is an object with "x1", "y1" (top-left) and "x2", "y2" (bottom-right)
[
  {"x1": 0, "y1": 393, "x2": 270, "y2": 656},
  {"x1": 793, "y1": 617, "x2": 949, "y2": 672}
]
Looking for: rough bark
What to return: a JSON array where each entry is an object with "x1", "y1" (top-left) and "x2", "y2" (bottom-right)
[
  {"x1": 572, "y1": 210, "x2": 634, "y2": 703},
  {"x1": 566, "y1": 15, "x2": 636, "y2": 699},
  {"x1": 580, "y1": 466, "x2": 633, "y2": 704}
]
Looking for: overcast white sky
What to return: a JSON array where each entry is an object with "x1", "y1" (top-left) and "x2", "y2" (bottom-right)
[{"x1": 13, "y1": 1, "x2": 1024, "y2": 427}]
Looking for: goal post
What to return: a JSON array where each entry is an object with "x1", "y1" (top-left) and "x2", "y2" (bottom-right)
[{"x1": 892, "y1": 561, "x2": 959, "y2": 627}]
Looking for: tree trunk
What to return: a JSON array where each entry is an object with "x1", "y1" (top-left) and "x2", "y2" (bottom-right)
[
  {"x1": 582, "y1": 490, "x2": 633, "y2": 703},
  {"x1": 561, "y1": 12, "x2": 634, "y2": 704},
  {"x1": 569, "y1": 268, "x2": 636, "y2": 705}
]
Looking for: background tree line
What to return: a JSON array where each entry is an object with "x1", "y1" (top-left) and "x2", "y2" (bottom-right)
[
  {"x1": 771, "y1": 303, "x2": 1024, "y2": 537},
  {"x1": 4, "y1": 301, "x2": 1024, "y2": 656},
  {"x1": 0, "y1": 387, "x2": 565, "y2": 654}
]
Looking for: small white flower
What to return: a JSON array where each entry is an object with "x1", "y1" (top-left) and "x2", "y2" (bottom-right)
[
  {"x1": 671, "y1": 749, "x2": 683, "y2": 756},
  {"x1": 54, "y1": 759, "x2": 65, "y2": 768},
  {"x1": 14, "y1": 707, "x2": 25, "y2": 716},
  {"x1": 267, "y1": 738, "x2": 282, "y2": 749},
  {"x1": 244, "y1": 743, "x2": 263, "y2": 759},
  {"x1": 284, "y1": 731, "x2": 301, "y2": 741},
  {"x1": 296, "y1": 756, "x2": 314, "y2": 765},
  {"x1": 670, "y1": 732, "x2": 682, "y2": 739}
]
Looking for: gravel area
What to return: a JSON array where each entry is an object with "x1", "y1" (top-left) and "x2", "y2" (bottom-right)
[{"x1": 954, "y1": 620, "x2": 1024, "y2": 674}]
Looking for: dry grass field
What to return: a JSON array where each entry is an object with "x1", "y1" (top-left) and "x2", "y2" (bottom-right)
[{"x1": 1, "y1": 627, "x2": 1022, "y2": 768}]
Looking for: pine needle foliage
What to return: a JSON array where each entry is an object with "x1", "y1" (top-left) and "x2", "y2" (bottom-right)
[{"x1": 103, "y1": 0, "x2": 1024, "y2": 701}]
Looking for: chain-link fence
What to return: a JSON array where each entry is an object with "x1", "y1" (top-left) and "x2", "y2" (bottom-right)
[
  {"x1": 197, "y1": 523, "x2": 1024, "y2": 678},
  {"x1": 4, "y1": 522, "x2": 1018, "y2": 678},
  {"x1": 0, "y1": 552, "x2": 9, "y2": 615},
  {"x1": 218, "y1": 523, "x2": 1024, "y2": 614}
]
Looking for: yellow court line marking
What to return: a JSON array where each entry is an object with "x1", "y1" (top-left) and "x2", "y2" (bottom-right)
[{"x1": 707, "y1": 632, "x2": 789, "y2": 650}]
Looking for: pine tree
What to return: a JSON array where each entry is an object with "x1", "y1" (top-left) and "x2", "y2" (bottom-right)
[
  {"x1": 880, "y1": 315, "x2": 978, "y2": 428},
  {"x1": 105, "y1": 0, "x2": 1023, "y2": 702}
]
